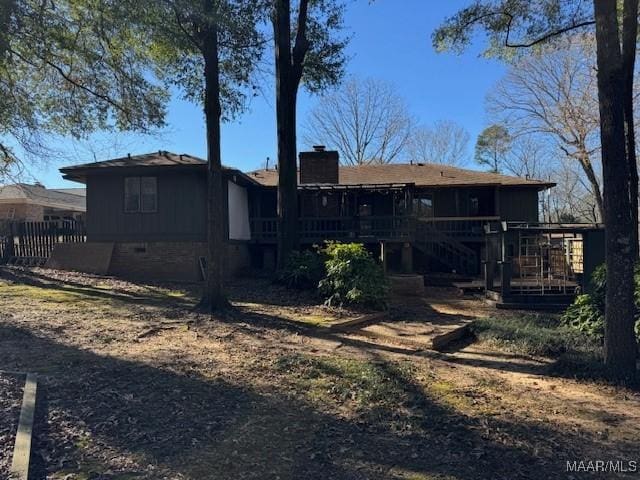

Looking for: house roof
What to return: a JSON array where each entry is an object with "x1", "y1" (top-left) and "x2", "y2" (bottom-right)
[
  {"x1": 60, "y1": 151, "x2": 260, "y2": 186},
  {"x1": 248, "y1": 163, "x2": 555, "y2": 189},
  {"x1": 61, "y1": 151, "x2": 206, "y2": 171},
  {"x1": 0, "y1": 183, "x2": 86, "y2": 211},
  {"x1": 59, "y1": 152, "x2": 554, "y2": 190},
  {"x1": 50, "y1": 188, "x2": 87, "y2": 197}
]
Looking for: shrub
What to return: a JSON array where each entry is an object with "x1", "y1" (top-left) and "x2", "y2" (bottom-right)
[
  {"x1": 561, "y1": 294, "x2": 604, "y2": 340},
  {"x1": 561, "y1": 264, "x2": 640, "y2": 343},
  {"x1": 276, "y1": 250, "x2": 325, "y2": 289},
  {"x1": 318, "y1": 242, "x2": 389, "y2": 310}
]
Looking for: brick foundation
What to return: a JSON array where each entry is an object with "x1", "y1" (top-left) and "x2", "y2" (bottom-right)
[{"x1": 107, "y1": 241, "x2": 250, "y2": 282}]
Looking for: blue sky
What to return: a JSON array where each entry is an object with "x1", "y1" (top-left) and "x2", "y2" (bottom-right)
[{"x1": 35, "y1": 0, "x2": 505, "y2": 188}]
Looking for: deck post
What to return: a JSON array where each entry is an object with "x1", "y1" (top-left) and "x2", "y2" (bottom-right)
[
  {"x1": 401, "y1": 242, "x2": 413, "y2": 273},
  {"x1": 380, "y1": 241, "x2": 388, "y2": 273},
  {"x1": 499, "y1": 261, "x2": 512, "y2": 298},
  {"x1": 483, "y1": 260, "x2": 495, "y2": 291}
]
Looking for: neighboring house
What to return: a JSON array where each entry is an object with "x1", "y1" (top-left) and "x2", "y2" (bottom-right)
[
  {"x1": 58, "y1": 149, "x2": 554, "y2": 281},
  {"x1": 0, "y1": 183, "x2": 86, "y2": 224}
]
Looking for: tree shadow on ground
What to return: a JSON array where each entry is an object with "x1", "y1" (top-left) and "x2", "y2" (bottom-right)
[
  {"x1": 0, "y1": 267, "x2": 197, "y2": 309},
  {"x1": 1, "y1": 322, "x2": 636, "y2": 480},
  {"x1": 3, "y1": 266, "x2": 629, "y2": 391}
]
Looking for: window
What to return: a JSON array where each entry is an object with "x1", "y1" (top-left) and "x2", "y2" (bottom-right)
[
  {"x1": 413, "y1": 195, "x2": 433, "y2": 218},
  {"x1": 124, "y1": 177, "x2": 157, "y2": 213},
  {"x1": 469, "y1": 196, "x2": 479, "y2": 216}
]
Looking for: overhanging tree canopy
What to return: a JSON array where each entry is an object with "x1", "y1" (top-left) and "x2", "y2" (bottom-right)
[{"x1": 0, "y1": 0, "x2": 167, "y2": 170}]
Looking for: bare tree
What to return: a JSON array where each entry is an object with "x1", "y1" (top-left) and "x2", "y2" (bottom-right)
[
  {"x1": 303, "y1": 77, "x2": 413, "y2": 165},
  {"x1": 541, "y1": 159, "x2": 600, "y2": 223},
  {"x1": 487, "y1": 35, "x2": 604, "y2": 220},
  {"x1": 504, "y1": 135, "x2": 553, "y2": 179},
  {"x1": 407, "y1": 120, "x2": 469, "y2": 166}
]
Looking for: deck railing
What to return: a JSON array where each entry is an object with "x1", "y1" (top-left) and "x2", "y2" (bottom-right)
[
  {"x1": 250, "y1": 215, "x2": 499, "y2": 242},
  {"x1": 422, "y1": 216, "x2": 501, "y2": 239},
  {"x1": 250, "y1": 216, "x2": 414, "y2": 243}
]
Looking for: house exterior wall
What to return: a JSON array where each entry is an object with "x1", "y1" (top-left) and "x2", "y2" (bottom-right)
[
  {"x1": 0, "y1": 202, "x2": 44, "y2": 221},
  {"x1": 82, "y1": 170, "x2": 252, "y2": 281},
  {"x1": 86, "y1": 171, "x2": 208, "y2": 242},
  {"x1": 498, "y1": 187, "x2": 539, "y2": 222},
  {"x1": 107, "y1": 241, "x2": 250, "y2": 282}
]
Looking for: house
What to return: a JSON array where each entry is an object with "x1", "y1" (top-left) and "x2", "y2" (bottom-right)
[
  {"x1": 59, "y1": 151, "x2": 258, "y2": 280},
  {"x1": 58, "y1": 148, "x2": 554, "y2": 281},
  {"x1": 0, "y1": 183, "x2": 86, "y2": 225}
]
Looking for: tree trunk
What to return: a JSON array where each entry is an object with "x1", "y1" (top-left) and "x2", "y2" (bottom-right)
[
  {"x1": 273, "y1": 0, "x2": 299, "y2": 269},
  {"x1": 622, "y1": 0, "x2": 639, "y2": 259},
  {"x1": 200, "y1": 19, "x2": 227, "y2": 311},
  {"x1": 577, "y1": 150, "x2": 605, "y2": 222},
  {"x1": 593, "y1": 0, "x2": 637, "y2": 383}
]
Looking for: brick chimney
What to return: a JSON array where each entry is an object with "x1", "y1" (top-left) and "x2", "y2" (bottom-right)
[{"x1": 299, "y1": 146, "x2": 339, "y2": 184}]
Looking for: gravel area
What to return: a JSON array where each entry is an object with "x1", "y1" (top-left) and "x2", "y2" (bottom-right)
[{"x1": 0, "y1": 372, "x2": 24, "y2": 478}]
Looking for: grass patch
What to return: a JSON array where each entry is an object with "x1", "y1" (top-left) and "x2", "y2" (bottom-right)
[
  {"x1": 471, "y1": 314, "x2": 600, "y2": 357},
  {"x1": 275, "y1": 354, "x2": 415, "y2": 415},
  {"x1": 0, "y1": 280, "x2": 192, "y2": 310},
  {"x1": 424, "y1": 379, "x2": 474, "y2": 412},
  {"x1": 470, "y1": 314, "x2": 617, "y2": 381},
  {"x1": 274, "y1": 354, "x2": 494, "y2": 424},
  {"x1": 0, "y1": 283, "x2": 97, "y2": 304}
]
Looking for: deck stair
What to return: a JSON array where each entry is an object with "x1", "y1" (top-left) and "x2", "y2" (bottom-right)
[{"x1": 414, "y1": 219, "x2": 477, "y2": 275}]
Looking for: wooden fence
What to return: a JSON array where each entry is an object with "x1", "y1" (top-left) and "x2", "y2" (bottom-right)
[{"x1": 0, "y1": 220, "x2": 86, "y2": 261}]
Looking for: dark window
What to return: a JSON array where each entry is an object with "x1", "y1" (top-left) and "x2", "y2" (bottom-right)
[
  {"x1": 469, "y1": 196, "x2": 479, "y2": 216},
  {"x1": 125, "y1": 177, "x2": 157, "y2": 213},
  {"x1": 141, "y1": 177, "x2": 157, "y2": 212},
  {"x1": 413, "y1": 195, "x2": 433, "y2": 217},
  {"x1": 359, "y1": 203, "x2": 372, "y2": 216}
]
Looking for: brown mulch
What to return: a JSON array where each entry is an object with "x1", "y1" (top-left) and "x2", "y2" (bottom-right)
[{"x1": 0, "y1": 372, "x2": 24, "y2": 478}]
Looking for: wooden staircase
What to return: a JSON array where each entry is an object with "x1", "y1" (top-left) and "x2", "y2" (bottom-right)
[{"x1": 414, "y1": 219, "x2": 477, "y2": 275}]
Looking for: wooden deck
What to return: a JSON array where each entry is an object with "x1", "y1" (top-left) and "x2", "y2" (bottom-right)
[{"x1": 249, "y1": 215, "x2": 500, "y2": 244}]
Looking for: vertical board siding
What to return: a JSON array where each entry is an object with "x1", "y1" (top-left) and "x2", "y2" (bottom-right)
[
  {"x1": 499, "y1": 188, "x2": 539, "y2": 221},
  {"x1": 87, "y1": 171, "x2": 208, "y2": 242}
]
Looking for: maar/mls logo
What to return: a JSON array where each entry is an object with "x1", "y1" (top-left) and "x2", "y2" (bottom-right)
[{"x1": 566, "y1": 460, "x2": 638, "y2": 473}]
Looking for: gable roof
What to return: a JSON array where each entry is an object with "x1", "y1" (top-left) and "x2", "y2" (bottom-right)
[
  {"x1": 248, "y1": 163, "x2": 554, "y2": 189},
  {"x1": 60, "y1": 151, "x2": 260, "y2": 186},
  {"x1": 0, "y1": 183, "x2": 86, "y2": 211}
]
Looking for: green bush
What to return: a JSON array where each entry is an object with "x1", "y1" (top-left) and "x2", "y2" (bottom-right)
[
  {"x1": 561, "y1": 264, "x2": 640, "y2": 343},
  {"x1": 318, "y1": 242, "x2": 389, "y2": 310},
  {"x1": 561, "y1": 294, "x2": 604, "y2": 340},
  {"x1": 276, "y1": 250, "x2": 325, "y2": 289}
]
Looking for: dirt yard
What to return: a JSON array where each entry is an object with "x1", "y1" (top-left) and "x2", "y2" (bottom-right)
[
  {"x1": 0, "y1": 266, "x2": 639, "y2": 479},
  {"x1": 0, "y1": 372, "x2": 23, "y2": 478}
]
